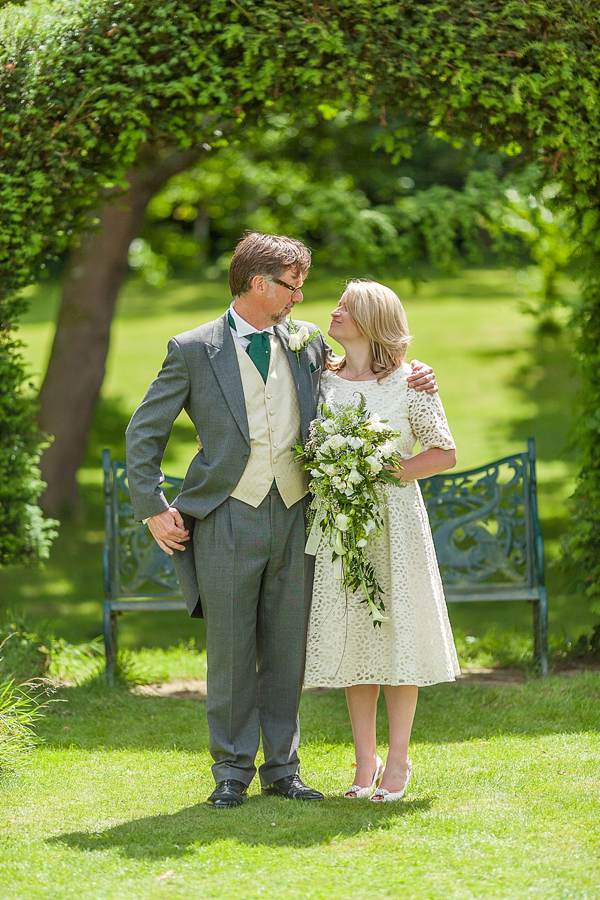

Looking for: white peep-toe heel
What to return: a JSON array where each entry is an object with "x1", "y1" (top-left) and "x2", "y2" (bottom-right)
[
  {"x1": 370, "y1": 761, "x2": 412, "y2": 802},
  {"x1": 344, "y1": 757, "x2": 385, "y2": 799}
]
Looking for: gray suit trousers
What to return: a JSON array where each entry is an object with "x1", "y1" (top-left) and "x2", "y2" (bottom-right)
[{"x1": 193, "y1": 487, "x2": 313, "y2": 786}]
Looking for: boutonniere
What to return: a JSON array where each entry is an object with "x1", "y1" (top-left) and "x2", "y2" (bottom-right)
[{"x1": 288, "y1": 319, "x2": 322, "y2": 366}]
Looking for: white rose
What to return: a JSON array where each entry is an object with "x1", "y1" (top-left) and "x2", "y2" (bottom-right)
[
  {"x1": 366, "y1": 414, "x2": 390, "y2": 433},
  {"x1": 365, "y1": 455, "x2": 383, "y2": 473},
  {"x1": 310, "y1": 468, "x2": 321, "y2": 477},
  {"x1": 335, "y1": 513, "x2": 351, "y2": 531},
  {"x1": 332, "y1": 476, "x2": 344, "y2": 487},
  {"x1": 347, "y1": 436, "x2": 364, "y2": 449},
  {"x1": 288, "y1": 325, "x2": 309, "y2": 351},
  {"x1": 323, "y1": 464, "x2": 339, "y2": 476},
  {"x1": 379, "y1": 440, "x2": 397, "y2": 457},
  {"x1": 328, "y1": 433, "x2": 347, "y2": 450}
]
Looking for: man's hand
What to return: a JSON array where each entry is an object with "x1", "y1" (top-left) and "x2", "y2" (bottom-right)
[
  {"x1": 408, "y1": 359, "x2": 438, "y2": 394},
  {"x1": 146, "y1": 507, "x2": 190, "y2": 556}
]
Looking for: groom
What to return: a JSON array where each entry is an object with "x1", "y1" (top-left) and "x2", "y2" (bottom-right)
[{"x1": 125, "y1": 232, "x2": 435, "y2": 808}]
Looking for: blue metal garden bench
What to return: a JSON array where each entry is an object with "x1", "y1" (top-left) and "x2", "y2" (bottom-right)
[{"x1": 102, "y1": 438, "x2": 548, "y2": 682}]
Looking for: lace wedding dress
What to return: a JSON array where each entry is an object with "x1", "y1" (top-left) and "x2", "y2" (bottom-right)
[{"x1": 304, "y1": 363, "x2": 460, "y2": 688}]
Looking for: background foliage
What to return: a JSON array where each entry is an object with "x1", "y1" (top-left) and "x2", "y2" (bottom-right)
[{"x1": 0, "y1": 0, "x2": 599, "y2": 610}]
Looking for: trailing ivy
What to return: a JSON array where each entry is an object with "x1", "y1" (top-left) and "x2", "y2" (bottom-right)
[{"x1": 0, "y1": 0, "x2": 599, "y2": 600}]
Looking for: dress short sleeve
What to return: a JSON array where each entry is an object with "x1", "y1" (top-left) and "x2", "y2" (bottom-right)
[{"x1": 407, "y1": 388, "x2": 456, "y2": 451}]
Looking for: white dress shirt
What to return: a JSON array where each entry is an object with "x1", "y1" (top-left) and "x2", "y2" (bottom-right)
[{"x1": 228, "y1": 303, "x2": 275, "y2": 349}]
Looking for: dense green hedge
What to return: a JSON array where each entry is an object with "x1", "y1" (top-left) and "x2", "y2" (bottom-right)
[{"x1": 1, "y1": 0, "x2": 599, "y2": 605}]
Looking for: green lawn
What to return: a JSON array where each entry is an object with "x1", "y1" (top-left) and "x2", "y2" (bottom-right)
[
  {"x1": 1, "y1": 664, "x2": 598, "y2": 899},
  {"x1": 3, "y1": 267, "x2": 588, "y2": 655}
]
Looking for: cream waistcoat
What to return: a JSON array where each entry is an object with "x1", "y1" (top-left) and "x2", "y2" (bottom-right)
[{"x1": 230, "y1": 336, "x2": 308, "y2": 508}]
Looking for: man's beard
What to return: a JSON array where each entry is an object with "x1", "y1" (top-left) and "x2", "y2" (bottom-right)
[{"x1": 270, "y1": 307, "x2": 289, "y2": 325}]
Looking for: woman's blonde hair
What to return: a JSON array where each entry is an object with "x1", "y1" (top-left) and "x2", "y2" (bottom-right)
[{"x1": 327, "y1": 279, "x2": 412, "y2": 381}]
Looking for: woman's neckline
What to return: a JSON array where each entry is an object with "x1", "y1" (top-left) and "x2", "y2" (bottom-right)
[
  {"x1": 332, "y1": 372, "x2": 379, "y2": 382},
  {"x1": 328, "y1": 363, "x2": 405, "y2": 383}
]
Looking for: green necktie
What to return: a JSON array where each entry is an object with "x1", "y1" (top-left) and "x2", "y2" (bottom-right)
[{"x1": 228, "y1": 311, "x2": 271, "y2": 383}]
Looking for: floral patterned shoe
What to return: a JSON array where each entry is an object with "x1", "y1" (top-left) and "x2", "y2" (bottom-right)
[
  {"x1": 344, "y1": 757, "x2": 385, "y2": 799},
  {"x1": 370, "y1": 761, "x2": 412, "y2": 802}
]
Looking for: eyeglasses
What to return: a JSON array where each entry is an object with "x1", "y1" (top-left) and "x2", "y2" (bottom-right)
[{"x1": 271, "y1": 277, "x2": 304, "y2": 301}]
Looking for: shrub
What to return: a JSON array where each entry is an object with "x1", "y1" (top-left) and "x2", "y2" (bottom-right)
[
  {"x1": 0, "y1": 629, "x2": 52, "y2": 779},
  {"x1": 0, "y1": 675, "x2": 49, "y2": 778}
]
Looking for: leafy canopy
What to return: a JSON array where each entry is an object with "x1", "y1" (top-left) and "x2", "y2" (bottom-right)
[{"x1": 1, "y1": 0, "x2": 599, "y2": 599}]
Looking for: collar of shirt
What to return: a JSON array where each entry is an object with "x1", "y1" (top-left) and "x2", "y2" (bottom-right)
[{"x1": 228, "y1": 304, "x2": 275, "y2": 344}]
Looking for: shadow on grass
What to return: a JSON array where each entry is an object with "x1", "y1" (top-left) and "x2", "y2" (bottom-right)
[
  {"x1": 47, "y1": 795, "x2": 433, "y2": 856},
  {"x1": 506, "y1": 329, "x2": 579, "y2": 465}
]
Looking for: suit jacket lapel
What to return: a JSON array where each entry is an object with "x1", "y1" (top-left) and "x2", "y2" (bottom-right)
[
  {"x1": 275, "y1": 324, "x2": 314, "y2": 437},
  {"x1": 206, "y1": 314, "x2": 250, "y2": 444}
]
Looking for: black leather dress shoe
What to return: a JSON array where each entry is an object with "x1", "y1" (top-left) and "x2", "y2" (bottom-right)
[
  {"x1": 207, "y1": 779, "x2": 248, "y2": 808},
  {"x1": 261, "y1": 774, "x2": 324, "y2": 801}
]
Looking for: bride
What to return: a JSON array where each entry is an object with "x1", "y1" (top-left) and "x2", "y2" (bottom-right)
[{"x1": 304, "y1": 279, "x2": 460, "y2": 801}]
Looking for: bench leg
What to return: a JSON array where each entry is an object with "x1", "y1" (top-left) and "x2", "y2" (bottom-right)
[
  {"x1": 103, "y1": 601, "x2": 118, "y2": 685},
  {"x1": 533, "y1": 588, "x2": 549, "y2": 676}
]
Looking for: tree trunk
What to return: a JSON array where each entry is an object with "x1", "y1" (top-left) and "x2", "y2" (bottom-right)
[{"x1": 38, "y1": 146, "x2": 201, "y2": 516}]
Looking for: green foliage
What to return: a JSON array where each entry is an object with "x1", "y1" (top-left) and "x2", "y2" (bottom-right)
[
  {"x1": 569, "y1": 267, "x2": 600, "y2": 615},
  {"x1": 484, "y1": 178, "x2": 578, "y2": 329},
  {"x1": 140, "y1": 115, "x2": 517, "y2": 279},
  {"x1": 2, "y1": 0, "x2": 599, "y2": 295},
  {"x1": 0, "y1": 609, "x2": 49, "y2": 681},
  {"x1": 0, "y1": 334, "x2": 57, "y2": 566},
  {"x1": 47, "y1": 636, "x2": 149, "y2": 686},
  {"x1": 0, "y1": 0, "x2": 599, "y2": 599},
  {"x1": 0, "y1": 675, "x2": 47, "y2": 777},
  {"x1": 0, "y1": 613, "x2": 51, "y2": 777}
]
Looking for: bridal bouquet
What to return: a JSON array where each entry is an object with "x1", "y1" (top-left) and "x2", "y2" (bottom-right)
[{"x1": 294, "y1": 394, "x2": 404, "y2": 625}]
